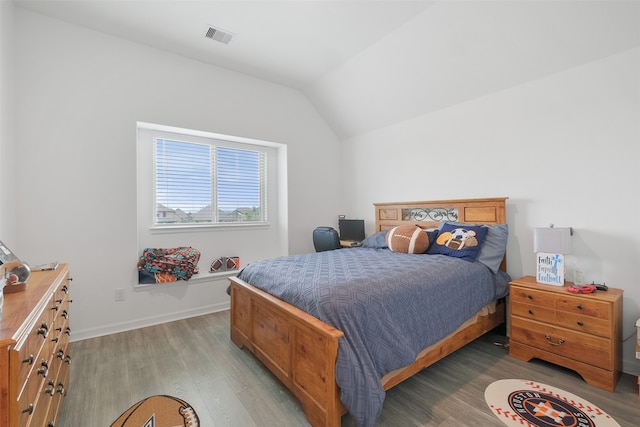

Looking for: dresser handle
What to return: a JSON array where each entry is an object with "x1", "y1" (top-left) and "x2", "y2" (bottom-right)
[
  {"x1": 23, "y1": 354, "x2": 34, "y2": 365},
  {"x1": 45, "y1": 387, "x2": 55, "y2": 396},
  {"x1": 577, "y1": 321, "x2": 584, "y2": 326},
  {"x1": 22, "y1": 404, "x2": 34, "y2": 415},
  {"x1": 577, "y1": 304, "x2": 584, "y2": 310},
  {"x1": 545, "y1": 335, "x2": 565, "y2": 346},
  {"x1": 528, "y1": 294, "x2": 534, "y2": 300},
  {"x1": 528, "y1": 309, "x2": 534, "y2": 315}
]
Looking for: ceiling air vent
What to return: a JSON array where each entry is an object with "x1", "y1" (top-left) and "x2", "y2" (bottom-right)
[{"x1": 205, "y1": 26, "x2": 234, "y2": 44}]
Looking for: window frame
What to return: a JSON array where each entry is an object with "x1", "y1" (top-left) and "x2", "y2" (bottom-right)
[
  {"x1": 137, "y1": 122, "x2": 281, "y2": 232},
  {"x1": 153, "y1": 138, "x2": 268, "y2": 227}
]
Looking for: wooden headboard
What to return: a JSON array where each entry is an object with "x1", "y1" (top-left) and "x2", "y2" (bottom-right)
[{"x1": 374, "y1": 197, "x2": 508, "y2": 270}]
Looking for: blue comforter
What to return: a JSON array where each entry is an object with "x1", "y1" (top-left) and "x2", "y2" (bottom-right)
[{"x1": 237, "y1": 247, "x2": 509, "y2": 427}]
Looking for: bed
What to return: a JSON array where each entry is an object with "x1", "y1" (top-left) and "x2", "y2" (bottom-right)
[{"x1": 228, "y1": 197, "x2": 509, "y2": 427}]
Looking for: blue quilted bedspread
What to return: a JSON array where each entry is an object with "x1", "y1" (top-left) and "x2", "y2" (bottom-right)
[{"x1": 237, "y1": 247, "x2": 509, "y2": 427}]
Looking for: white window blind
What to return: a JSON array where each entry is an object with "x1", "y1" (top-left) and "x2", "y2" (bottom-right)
[{"x1": 153, "y1": 138, "x2": 267, "y2": 226}]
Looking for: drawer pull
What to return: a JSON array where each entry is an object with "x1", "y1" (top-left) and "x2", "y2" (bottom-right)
[
  {"x1": 55, "y1": 298, "x2": 63, "y2": 304},
  {"x1": 22, "y1": 404, "x2": 34, "y2": 415},
  {"x1": 23, "y1": 354, "x2": 34, "y2": 365},
  {"x1": 45, "y1": 386, "x2": 55, "y2": 396},
  {"x1": 545, "y1": 335, "x2": 565, "y2": 346},
  {"x1": 528, "y1": 309, "x2": 534, "y2": 315},
  {"x1": 51, "y1": 337, "x2": 59, "y2": 343},
  {"x1": 528, "y1": 294, "x2": 534, "y2": 300},
  {"x1": 577, "y1": 304, "x2": 584, "y2": 310},
  {"x1": 57, "y1": 381, "x2": 66, "y2": 395},
  {"x1": 61, "y1": 310, "x2": 69, "y2": 319},
  {"x1": 65, "y1": 355, "x2": 72, "y2": 364},
  {"x1": 57, "y1": 349, "x2": 65, "y2": 359},
  {"x1": 52, "y1": 305, "x2": 59, "y2": 311},
  {"x1": 577, "y1": 321, "x2": 584, "y2": 326}
]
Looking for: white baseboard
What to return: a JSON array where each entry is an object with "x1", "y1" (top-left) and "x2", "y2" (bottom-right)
[{"x1": 70, "y1": 302, "x2": 230, "y2": 342}]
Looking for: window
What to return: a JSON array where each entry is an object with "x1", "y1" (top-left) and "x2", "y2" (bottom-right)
[
  {"x1": 136, "y1": 122, "x2": 287, "y2": 285},
  {"x1": 153, "y1": 139, "x2": 267, "y2": 226}
]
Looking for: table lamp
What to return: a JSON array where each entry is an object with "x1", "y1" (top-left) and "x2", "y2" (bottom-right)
[{"x1": 534, "y1": 225, "x2": 572, "y2": 285}]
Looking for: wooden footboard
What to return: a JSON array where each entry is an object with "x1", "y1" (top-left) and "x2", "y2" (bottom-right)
[{"x1": 229, "y1": 276, "x2": 346, "y2": 427}]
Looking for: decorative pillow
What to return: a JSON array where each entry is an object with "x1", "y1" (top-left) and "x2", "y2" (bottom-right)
[
  {"x1": 428, "y1": 222, "x2": 488, "y2": 262},
  {"x1": 437, "y1": 222, "x2": 508, "y2": 272},
  {"x1": 386, "y1": 225, "x2": 431, "y2": 254}
]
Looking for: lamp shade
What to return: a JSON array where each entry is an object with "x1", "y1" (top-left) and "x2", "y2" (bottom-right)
[{"x1": 533, "y1": 227, "x2": 571, "y2": 254}]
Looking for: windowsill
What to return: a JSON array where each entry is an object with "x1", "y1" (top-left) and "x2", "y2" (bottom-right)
[
  {"x1": 149, "y1": 222, "x2": 270, "y2": 234},
  {"x1": 134, "y1": 270, "x2": 238, "y2": 290}
]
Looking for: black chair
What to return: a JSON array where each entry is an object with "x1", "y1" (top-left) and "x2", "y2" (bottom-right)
[{"x1": 312, "y1": 226, "x2": 341, "y2": 252}]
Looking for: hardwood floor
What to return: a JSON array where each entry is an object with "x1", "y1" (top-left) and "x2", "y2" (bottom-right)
[{"x1": 58, "y1": 311, "x2": 639, "y2": 426}]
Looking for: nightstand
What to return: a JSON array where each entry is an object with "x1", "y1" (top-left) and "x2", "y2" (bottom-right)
[{"x1": 508, "y1": 276, "x2": 623, "y2": 392}]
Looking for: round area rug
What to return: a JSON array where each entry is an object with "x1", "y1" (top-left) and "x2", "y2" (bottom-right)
[
  {"x1": 110, "y1": 395, "x2": 199, "y2": 427},
  {"x1": 485, "y1": 379, "x2": 619, "y2": 427}
]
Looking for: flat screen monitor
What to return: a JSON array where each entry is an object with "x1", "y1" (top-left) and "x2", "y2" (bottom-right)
[{"x1": 338, "y1": 219, "x2": 365, "y2": 242}]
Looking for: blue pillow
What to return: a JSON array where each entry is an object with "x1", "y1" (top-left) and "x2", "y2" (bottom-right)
[
  {"x1": 428, "y1": 222, "x2": 488, "y2": 262},
  {"x1": 476, "y1": 224, "x2": 508, "y2": 273},
  {"x1": 436, "y1": 222, "x2": 508, "y2": 272},
  {"x1": 360, "y1": 231, "x2": 389, "y2": 249}
]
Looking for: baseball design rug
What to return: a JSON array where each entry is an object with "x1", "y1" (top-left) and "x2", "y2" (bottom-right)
[
  {"x1": 110, "y1": 394, "x2": 200, "y2": 427},
  {"x1": 484, "y1": 379, "x2": 620, "y2": 427}
]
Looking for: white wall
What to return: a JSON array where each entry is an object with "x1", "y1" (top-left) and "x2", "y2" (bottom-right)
[
  {"x1": 0, "y1": 0, "x2": 16, "y2": 242},
  {"x1": 338, "y1": 45, "x2": 640, "y2": 374},
  {"x1": 11, "y1": 7, "x2": 341, "y2": 340}
]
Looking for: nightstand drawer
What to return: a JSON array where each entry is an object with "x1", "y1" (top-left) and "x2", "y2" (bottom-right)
[
  {"x1": 510, "y1": 287, "x2": 556, "y2": 307},
  {"x1": 556, "y1": 295, "x2": 610, "y2": 320},
  {"x1": 555, "y1": 311, "x2": 610, "y2": 337},
  {"x1": 511, "y1": 317, "x2": 612, "y2": 370},
  {"x1": 511, "y1": 301, "x2": 555, "y2": 323}
]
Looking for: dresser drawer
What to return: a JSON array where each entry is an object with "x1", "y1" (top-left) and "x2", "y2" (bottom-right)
[
  {"x1": 511, "y1": 300, "x2": 555, "y2": 323},
  {"x1": 510, "y1": 287, "x2": 556, "y2": 307},
  {"x1": 511, "y1": 317, "x2": 612, "y2": 370}
]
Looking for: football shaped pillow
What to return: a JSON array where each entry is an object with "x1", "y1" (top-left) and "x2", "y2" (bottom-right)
[{"x1": 386, "y1": 225, "x2": 430, "y2": 254}]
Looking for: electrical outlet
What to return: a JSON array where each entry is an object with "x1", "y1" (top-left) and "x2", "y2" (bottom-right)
[{"x1": 115, "y1": 288, "x2": 126, "y2": 302}]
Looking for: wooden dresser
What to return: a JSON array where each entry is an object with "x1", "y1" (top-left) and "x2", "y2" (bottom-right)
[
  {"x1": 0, "y1": 264, "x2": 72, "y2": 427},
  {"x1": 509, "y1": 275, "x2": 622, "y2": 392}
]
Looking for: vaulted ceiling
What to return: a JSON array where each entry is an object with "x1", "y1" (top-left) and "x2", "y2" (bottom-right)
[
  {"x1": 14, "y1": 1, "x2": 640, "y2": 139},
  {"x1": 15, "y1": 0, "x2": 434, "y2": 89}
]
